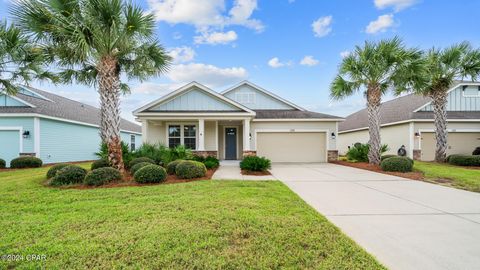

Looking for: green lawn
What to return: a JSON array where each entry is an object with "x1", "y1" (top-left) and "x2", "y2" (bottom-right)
[
  {"x1": 414, "y1": 161, "x2": 480, "y2": 192},
  {"x1": 0, "y1": 164, "x2": 384, "y2": 269}
]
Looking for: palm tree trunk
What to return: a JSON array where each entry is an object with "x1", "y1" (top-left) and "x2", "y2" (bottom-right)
[
  {"x1": 431, "y1": 90, "x2": 448, "y2": 162},
  {"x1": 98, "y1": 56, "x2": 125, "y2": 173},
  {"x1": 366, "y1": 85, "x2": 382, "y2": 165}
]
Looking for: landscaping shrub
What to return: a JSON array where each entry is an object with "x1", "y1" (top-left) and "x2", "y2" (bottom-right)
[
  {"x1": 240, "y1": 156, "x2": 271, "y2": 172},
  {"x1": 134, "y1": 164, "x2": 167, "y2": 184},
  {"x1": 95, "y1": 141, "x2": 133, "y2": 168},
  {"x1": 46, "y1": 164, "x2": 70, "y2": 179},
  {"x1": 175, "y1": 160, "x2": 206, "y2": 179},
  {"x1": 0, "y1": 158, "x2": 5, "y2": 169},
  {"x1": 84, "y1": 167, "x2": 122, "y2": 186},
  {"x1": 50, "y1": 165, "x2": 87, "y2": 186},
  {"x1": 204, "y1": 156, "x2": 220, "y2": 169},
  {"x1": 447, "y1": 155, "x2": 480, "y2": 166},
  {"x1": 10, "y1": 156, "x2": 43, "y2": 168},
  {"x1": 166, "y1": 159, "x2": 183, "y2": 175},
  {"x1": 380, "y1": 156, "x2": 413, "y2": 172},
  {"x1": 473, "y1": 147, "x2": 480, "y2": 155},
  {"x1": 91, "y1": 159, "x2": 111, "y2": 170},
  {"x1": 381, "y1": 154, "x2": 397, "y2": 161},
  {"x1": 130, "y1": 162, "x2": 153, "y2": 175},
  {"x1": 191, "y1": 155, "x2": 206, "y2": 163},
  {"x1": 133, "y1": 143, "x2": 167, "y2": 164},
  {"x1": 346, "y1": 143, "x2": 389, "y2": 162},
  {"x1": 129, "y1": 157, "x2": 155, "y2": 168}
]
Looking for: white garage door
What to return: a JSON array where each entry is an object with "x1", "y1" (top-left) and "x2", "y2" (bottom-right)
[
  {"x1": 256, "y1": 132, "x2": 326, "y2": 162},
  {"x1": 421, "y1": 132, "x2": 480, "y2": 161}
]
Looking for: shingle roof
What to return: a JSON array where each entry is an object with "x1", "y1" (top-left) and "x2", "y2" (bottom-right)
[
  {"x1": 0, "y1": 86, "x2": 141, "y2": 133},
  {"x1": 254, "y1": 110, "x2": 343, "y2": 119}
]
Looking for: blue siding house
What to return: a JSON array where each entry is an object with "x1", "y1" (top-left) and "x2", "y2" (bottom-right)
[{"x1": 0, "y1": 86, "x2": 141, "y2": 167}]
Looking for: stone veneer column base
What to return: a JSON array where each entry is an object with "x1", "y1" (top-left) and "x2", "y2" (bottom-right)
[
  {"x1": 327, "y1": 150, "x2": 339, "y2": 162},
  {"x1": 413, "y1": 149, "x2": 421, "y2": 160},
  {"x1": 192, "y1": 151, "x2": 218, "y2": 158},
  {"x1": 243, "y1": 151, "x2": 257, "y2": 157}
]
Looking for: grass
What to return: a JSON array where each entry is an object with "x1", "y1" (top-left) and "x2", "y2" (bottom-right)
[
  {"x1": 414, "y1": 161, "x2": 480, "y2": 192},
  {"x1": 0, "y1": 163, "x2": 384, "y2": 269}
]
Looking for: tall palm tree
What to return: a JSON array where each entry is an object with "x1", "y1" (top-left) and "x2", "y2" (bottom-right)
[
  {"x1": 401, "y1": 42, "x2": 480, "y2": 162},
  {"x1": 0, "y1": 21, "x2": 55, "y2": 94},
  {"x1": 331, "y1": 37, "x2": 426, "y2": 165},
  {"x1": 13, "y1": 0, "x2": 171, "y2": 172}
]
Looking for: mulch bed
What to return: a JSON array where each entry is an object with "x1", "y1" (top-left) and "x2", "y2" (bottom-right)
[
  {"x1": 332, "y1": 160, "x2": 424, "y2": 180},
  {"x1": 241, "y1": 170, "x2": 271, "y2": 176}
]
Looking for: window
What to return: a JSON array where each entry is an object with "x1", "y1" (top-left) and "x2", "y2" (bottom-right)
[
  {"x1": 130, "y1": 135, "x2": 136, "y2": 151},
  {"x1": 235, "y1": 92, "x2": 255, "y2": 104},
  {"x1": 168, "y1": 124, "x2": 196, "y2": 149},
  {"x1": 463, "y1": 86, "x2": 480, "y2": 97}
]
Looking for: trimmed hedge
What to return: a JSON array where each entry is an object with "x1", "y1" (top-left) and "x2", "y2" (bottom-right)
[
  {"x1": 46, "y1": 164, "x2": 70, "y2": 179},
  {"x1": 0, "y1": 158, "x2": 5, "y2": 169},
  {"x1": 204, "y1": 156, "x2": 219, "y2": 169},
  {"x1": 166, "y1": 159, "x2": 183, "y2": 175},
  {"x1": 175, "y1": 160, "x2": 206, "y2": 179},
  {"x1": 380, "y1": 156, "x2": 413, "y2": 172},
  {"x1": 50, "y1": 165, "x2": 87, "y2": 186},
  {"x1": 381, "y1": 155, "x2": 397, "y2": 161},
  {"x1": 130, "y1": 162, "x2": 153, "y2": 175},
  {"x1": 240, "y1": 156, "x2": 271, "y2": 172},
  {"x1": 134, "y1": 164, "x2": 167, "y2": 184},
  {"x1": 447, "y1": 155, "x2": 480, "y2": 166},
  {"x1": 10, "y1": 156, "x2": 43, "y2": 169},
  {"x1": 129, "y1": 157, "x2": 155, "y2": 168},
  {"x1": 91, "y1": 159, "x2": 111, "y2": 170},
  {"x1": 84, "y1": 167, "x2": 122, "y2": 186}
]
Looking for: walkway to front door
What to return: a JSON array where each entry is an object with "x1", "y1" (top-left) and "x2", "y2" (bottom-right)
[{"x1": 270, "y1": 163, "x2": 480, "y2": 270}]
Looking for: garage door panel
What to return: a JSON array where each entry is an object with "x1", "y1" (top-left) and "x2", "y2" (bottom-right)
[
  {"x1": 421, "y1": 132, "x2": 480, "y2": 161},
  {"x1": 257, "y1": 132, "x2": 326, "y2": 162}
]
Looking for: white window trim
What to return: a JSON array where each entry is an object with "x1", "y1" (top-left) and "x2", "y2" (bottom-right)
[
  {"x1": 165, "y1": 122, "x2": 198, "y2": 149},
  {"x1": 462, "y1": 86, "x2": 480, "y2": 97},
  {"x1": 235, "y1": 92, "x2": 256, "y2": 104},
  {"x1": 0, "y1": 126, "x2": 23, "y2": 153}
]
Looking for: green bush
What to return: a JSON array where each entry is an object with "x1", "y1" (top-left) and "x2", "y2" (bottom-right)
[
  {"x1": 240, "y1": 156, "x2": 271, "y2": 172},
  {"x1": 130, "y1": 162, "x2": 153, "y2": 175},
  {"x1": 204, "y1": 156, "x2": 219, "y2": 168},
  {"x1": 10, "y1": 156, "x2": 43, "y2": 168},
  {"x1": 133, "y1": 143, "x2": 167, "y2": 164},
  {"x1": 381, "y1": 154, "x2": 397, "y2": 161},
  {"x1": 91, "y1": 159, "x2": 111, "y2": 170},
  {"x1": 175, "y1": 160, "x2": 206, "y2": 179},
  {"x1": 129, "y1": 157, "x2": 155, "y2": 168},
  {"x1": 84, "y1": 167, "x2": 122, "y2": 186},
  {"x1": 346, "y1": 143, "x2": 389, "y2": 162},
  {"x1": 447, "y1": 155, "x2": 480, "y2": 166},
  {"x1": 134, "y1": 165, "x2": 167, "y2": 184},
  {"x1": 380, "y1": 156, "x2": 413, "y2": 172},
  {"x1": 46, "y1": 164, "x2": 70, "y2": 179},
  {"x1": 95, "y1": 141, "x2": 133, "y2": 168},
  {"x1": 166, "y1": 159, "x2": 183, "y2": 175},
  {"x1": 0, "y1": 158, "x2": 5, "y2": 169},
  {"x1": 50, "y1": 165, "x2": 87, "y2": 186}
]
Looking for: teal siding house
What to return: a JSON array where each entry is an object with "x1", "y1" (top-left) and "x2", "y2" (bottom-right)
[{"x1": 0, "y1": 86, "x2": 141, "y2": 167}]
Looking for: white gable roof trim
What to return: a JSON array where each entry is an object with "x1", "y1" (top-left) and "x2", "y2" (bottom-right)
[
  {"x1": 0, "y1": 91, "x2": 36, "y2": 108},
  {"x1": 221, "y1": 81, "x2": 306, "y2": 111},
  {"x1": 413, "y1": 82, "x2": 480, "y2": 112}
]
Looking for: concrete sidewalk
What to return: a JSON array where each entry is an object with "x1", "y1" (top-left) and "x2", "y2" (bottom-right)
[
  {"x1": 270, "y1": 163, "x2": 480, "y2": 270},
  {"x1": 212, "y1": 160, "x2": 276, "y2": 180}
]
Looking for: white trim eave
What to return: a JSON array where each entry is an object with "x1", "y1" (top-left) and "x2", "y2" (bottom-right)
[
  {"x1": 252, "y1": 118, "x2": 343, "y2": 122},
  {"x1": 0, "y1": 113, "x2": 142, "y2": 135},
  {"x1": 221, "y1": 80, "x2": 306, "y2": 111},
  {"x1": 419, "y1": 128, "x2": 480, "y2": 133},
  {"x1": 135, "y1": 112, "x2": 255, "y2": 117},
  {"x1": 338, "y1": 118, "x2": 480, "y2": 134},
  {"x1": 20, "y1": 85, "x2": 54, "y2": 102},
  {"x1": 413, "y1": 82, "x2": 480, "y2": 112},
  {"x1": 0, "y1": 91, "x2": 36, "y2": 108},
  {"x1": 133, "y1": 81, "x2": 255, "y2": 115}
]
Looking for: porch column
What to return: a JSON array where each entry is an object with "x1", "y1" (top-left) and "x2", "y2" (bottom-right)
[
  {"x1": 141, "y1": 120, "x2": 149, "y2": 143},
  {"x1": 198, "y1": 119, "x2": 205, "y2": 151},
  {"x1": 243, "y1": 119, "x2": 250, "y2": 151}
]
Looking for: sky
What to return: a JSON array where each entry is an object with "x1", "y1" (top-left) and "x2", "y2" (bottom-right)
[{"x1": 1, "y1": 0, "x2": 480, "y2": 123}]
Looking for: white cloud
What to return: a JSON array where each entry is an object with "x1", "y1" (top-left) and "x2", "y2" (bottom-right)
[
  {"x1": 300, "y1": 56, "x2": 319, "y2": 66},
  {"x1": 167, "y1": 63, "x2": 248, "y2": 88},
  {"x1": 365, "y1": 14, "x2": 395, "y2": 34},
  {"x1": 312, "y1": 16, "x2": 333, "y2": 38},
  {"x1": 374, "y1": 0, "x2": 417, "y2": 11},
  {"x1": 168, "y1": 46, "x2": 195, "y2": 63},
  {"x1": 268, "y1": 57, "x2": 291, "y2": 68},
  {"x1": 340, "y1": 50, "x2": 351, "y2": 58},
  {"x1": 228, "y1": 0, "x2": 264, "y2": 32},
  {"x1": 194, "y1": 30, "x2": 238, "y2": 45}
]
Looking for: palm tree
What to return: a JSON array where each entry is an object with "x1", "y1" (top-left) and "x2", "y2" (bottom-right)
[
  {"x1": 401, "y1": 42, "x2": 480, "y2": 162},
  {"x1": 0, "y1": 21, "x2": 55, "y2": 94},
  {"x1": 13, "y1": 0, "x2": 171, "y2": 172},
  {"x1": 331, "y1": 37, "x2": 426, "y2": 165}
]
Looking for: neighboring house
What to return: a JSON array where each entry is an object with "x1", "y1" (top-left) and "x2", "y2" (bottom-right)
[
  {"x1": 134, "y1": 81, "x2": 343, "y2": 162},
  {"x1": 338, "y1": 81, "x2": 480, "y2": 161},
  {"x1": 0, "y1": 86, "x2": 142, "y2": 166}
]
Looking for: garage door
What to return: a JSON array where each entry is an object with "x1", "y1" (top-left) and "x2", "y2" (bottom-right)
[
  {"x1": 421, "y1": 132, "x2": 480, "y2": 161},
  {"x1": 0, "y1": 130, "x2": 20, "y2": 167},
  {"x1": 256, "y1": 132, "x2": 326, "y2": 162}
]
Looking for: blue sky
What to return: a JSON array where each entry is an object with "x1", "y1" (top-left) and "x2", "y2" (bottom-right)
[{"x1": 1, "y1": 0, "x2": 480, "y2": 122}]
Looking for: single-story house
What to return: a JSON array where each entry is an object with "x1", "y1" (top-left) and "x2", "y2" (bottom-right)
[
  {"x1": 338, "y1": 81, "x2": 480, "y2": 161},
  {"x1": 134, "y1": 81, "x2": 343, "y2": 162},
  {"x1": 0, "y1": 86, "x2": 142, "y2": 166}
]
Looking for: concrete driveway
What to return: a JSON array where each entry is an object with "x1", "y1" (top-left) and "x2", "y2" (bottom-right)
[{"x1": 271, "y1": 163, "x2": 480, "y2": 270}]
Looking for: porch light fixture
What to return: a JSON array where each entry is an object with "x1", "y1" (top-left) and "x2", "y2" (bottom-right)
[
  {"x1": 414, "y1": 132, "x2": 420, "y2": 137},
  {"x1": 331, "y1": 132, "x2": 336, "y2": 139},
  {"x1": 22, "y1": 130, "x2": 30, "y2": 139}
]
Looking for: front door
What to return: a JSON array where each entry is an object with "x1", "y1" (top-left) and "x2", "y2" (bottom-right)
[{"x1": 225, "y1": 127, "x2": 237, "y2": 160}]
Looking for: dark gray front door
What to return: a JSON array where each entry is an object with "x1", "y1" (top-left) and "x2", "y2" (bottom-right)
[{"x1": 225, "y1": 127, "x2": 237, "y2": 160}]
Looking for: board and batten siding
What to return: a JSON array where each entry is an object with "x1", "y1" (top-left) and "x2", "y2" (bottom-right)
[
  {"x1": 224, "y1": 84, "x2": 294, "y2": 110},
  {"x1": 0, "y1": 117, "x2": 35, "y2": 153},
  {"x1": 420, "y1": 85, "x2": 480, "y2": 111}
]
